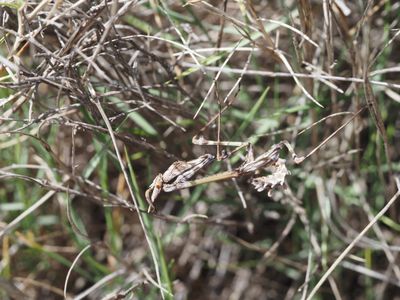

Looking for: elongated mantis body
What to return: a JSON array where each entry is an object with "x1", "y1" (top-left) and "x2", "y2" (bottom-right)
[{"x1": 145, "y1": 140, "x2": 304, "y2": 212}]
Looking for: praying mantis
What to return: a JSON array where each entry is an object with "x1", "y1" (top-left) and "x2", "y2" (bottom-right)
[
  {"x1": 145, "y1": 135, "x2": 304, "y2": 212},
  {"x1": 144, "y1": 106, "x2": 365, "y2": 212}
]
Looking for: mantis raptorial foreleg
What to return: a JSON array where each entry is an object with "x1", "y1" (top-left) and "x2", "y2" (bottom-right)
[
  {"x1": 145, "y1": 154, "x2": 215, "y2": 212},
  {"x1": 192, "y1": 135, "x2": 251, "y2": 160}
]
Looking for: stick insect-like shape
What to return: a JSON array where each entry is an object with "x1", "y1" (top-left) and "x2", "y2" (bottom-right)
[
  {"x1": 145, "y1": 138, "x2": 304, "y2": 212},
  {"x1": 144, "y1": 108, "x2": 366, "y2": 212},
  {"x1": 145, "y1": 154, "x2": 215, "y2": 212}
]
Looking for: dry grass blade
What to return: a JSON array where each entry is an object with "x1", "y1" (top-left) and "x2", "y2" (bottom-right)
[
  {"x1": 247, "y1": 0, "x2": 322, "y2": 108},
  {"x1": 63, "y1": 244, "x2": 92, "y2": 300},
  {"x1": 0, "y1": 190, "x2": 56, "y2": 239},
  {"x1": 363, "y1": 75, "x2": 393, "y2": 176},
  {"x1": 74, "y1": 269, "x2": 128, "y2": 300},
  {"x1": 261, "y1": 18, "x2": 319, "y2": 49},
  {"x1": 298, "y1": 111, "x2": 354, "y2": 135},
  {"x1": 1, "y1": 2, "x2": 399, "y2": 299},
  {"x1": 0, "y1": 277, "x2": 28, "y2": 299},
  {"x1": 274, "y1": 50, "x2": 323, "y2": 108},
  {"x1": 193, "y1": 40, "x2": 242, "y2": 119},
  {"x1": 180, "y1": 62, "x2": 400, "y2": 91},
  {"x1": 191, "y1": 0, "x2": 323, "y2": 107},
  {"x1": 306, "y1": 178, "x2": 400, "y2": 300},
  {"x1": 341, "y1": 261, "x2": 400, "y2": 288},
  {"x1": 302, "y1": 107, "x2": 366, "y2": 160},
  {"x1": 91, "y1": 96, "x2": 165, "y2": 298},
  {"x1": 14, "y1": 277, "x2": 67, "y2": 298}
]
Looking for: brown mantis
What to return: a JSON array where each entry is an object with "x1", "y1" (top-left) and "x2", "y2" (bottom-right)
[
  {"x1": 145, "y1": 153, "x2": 215, "y2": 212},
  {"x1": 144, "y1": 106, "x2": 366, "y2": 212},
  {"x1": 145, "y1": 136, "x2": 304, "y2": 212}
]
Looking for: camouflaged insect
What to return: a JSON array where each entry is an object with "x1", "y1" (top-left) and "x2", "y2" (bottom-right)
[
  {"x1": 251, "y1": 158, "x2": 290, "y2": 196},
  {"x1": 145, "y1": 140, "x2": 304, "y2": 212},
  {"x1": 145, "y1": 154, "x2": 214, "y2": 211}
]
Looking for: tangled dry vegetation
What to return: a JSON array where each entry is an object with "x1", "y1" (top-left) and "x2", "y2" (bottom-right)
[{"x1": 1, "y1": 1, "x2": 400, "y2": 299}]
